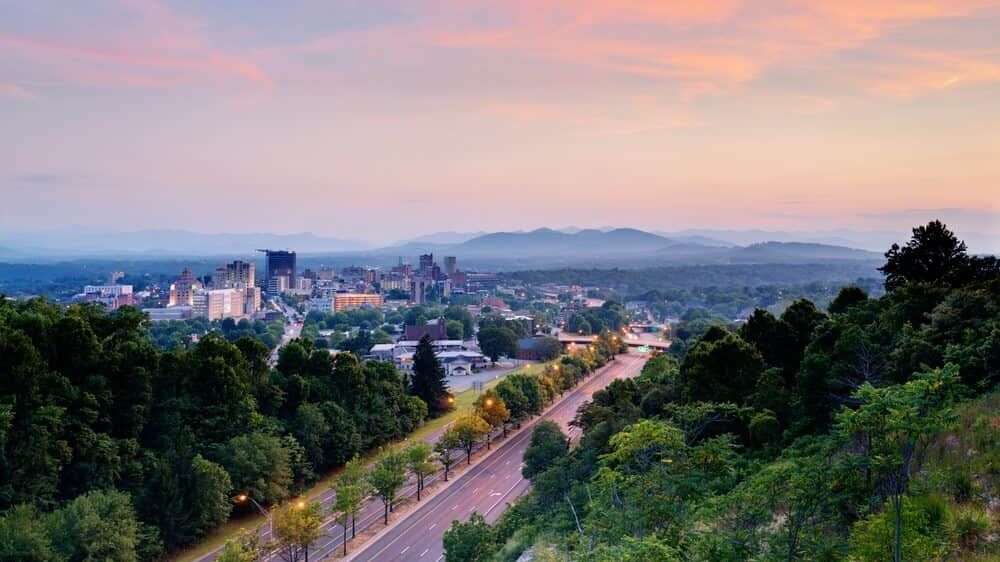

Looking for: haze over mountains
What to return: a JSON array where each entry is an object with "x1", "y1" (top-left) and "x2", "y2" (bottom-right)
[{"x1": 1, "y1": 226, "x2": 893, "y2": 270}]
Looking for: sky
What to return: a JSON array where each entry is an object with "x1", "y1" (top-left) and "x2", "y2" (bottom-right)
[{"x1": 1, "y1": 0, "x2": 998, "y2": 246}]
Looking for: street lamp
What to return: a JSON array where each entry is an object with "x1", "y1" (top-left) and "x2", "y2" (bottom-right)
[
  {"x1": 235, "y1": 493, "x2": 272, "y2": 536},
  {"x1": 485, "y1": 398, "x2": 494, "y2": 407}
]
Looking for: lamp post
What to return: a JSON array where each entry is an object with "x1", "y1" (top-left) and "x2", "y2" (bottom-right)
[{"x1": 235, "y1": 494, "x2": 272, "y2": 538}]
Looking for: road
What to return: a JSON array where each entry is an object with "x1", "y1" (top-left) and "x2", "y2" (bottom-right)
[
  {"x1": 343, "y1": 352, "x2": 646, "y2": 562},
  {"x1": 195, "y1": 353, "x2": 643, "y2": 562},
  {"x1": 268, "y1": 300, "x2": 301, "y2": 366}
]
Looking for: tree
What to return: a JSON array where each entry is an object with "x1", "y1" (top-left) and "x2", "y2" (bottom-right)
[
  {"x1": 46, "y1": 490, "x2": 142, "y2": 562},
  {"x1": 405, "y1": 442, "x2": 437, "y2": 501},
  {"x1": 368, "y1": 448, "x2": 407, "y2": 525},
  {"x1": 880, "y1": 220, "x2": 973, "y2": 291},
  {"x1": 534, "y1": 336, "x2": 563, "y2": 361},
  {"x1": 271, "y1": 500, "x2": 323, "y2": 562},
  {"x1": 836, "y1": 365, "x2": 961, "y2": 562},
  {"x1": 445, "y1": 319, "x2": 464, "y2": 340},
  {"x1": 221, "y1": 432, "x2": 293, "y2": 505},
  {"x1": 217, "y1": 527, "x2": 266, "y2": 562},
  {"x1": 680, "y1": 332, "x2": 764, "y2": 404},
  {"x1": 522, "y1": 421, "x2": 567, "y2": 479},
  {"x1": 444, "y1": 305, "x2": 475, "y2": 338},
  {"x1": 434, "y1": 432, "x2": 460, "y2": 481},
  {"x1": 189, "y1": 454, "x2": 234, "y2": 538},
  {"x1": 477, "y1": 326, "x2": 518, "y2": 363},
  {"x1": 474, "y1": 390, "x2": 510, "y2": 444},
  {"x1": 828, "y1": 286, "x2": 869, "y2": 314},
  {"x1": 448, "y1": 413, "x2": 491, "y2": 464},
  {"x1": 332, "y1": 455, "x2": 367, "y2": 541},
  {"x1": 410, "y1": 335, "x2": 452, "y2": 415},
  {"x1": 494, "y1": 380, "x2": 529, "y2": 427},
  {"x1": 0, "y1": 504, "x2": 56, "y2": 561},
  {"x1": 443, "y1": 512, "x2": 496, "y2": 562}
]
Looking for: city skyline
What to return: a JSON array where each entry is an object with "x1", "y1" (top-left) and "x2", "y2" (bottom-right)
[{"x1": 2, "y1": 1, "x2": 998, "y2": 241}]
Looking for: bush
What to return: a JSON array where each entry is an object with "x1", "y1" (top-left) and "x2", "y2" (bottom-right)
[
  {"x1": 951, "y1": 506, "x2": 990, "y2": 552},
  {"x1": 849, "y1": 495, "x2": 953, "y2": 562}
]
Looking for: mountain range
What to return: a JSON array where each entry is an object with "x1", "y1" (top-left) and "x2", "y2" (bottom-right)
[{"x1": 0, "y1": 226, "x2": 888, "y2": 267}]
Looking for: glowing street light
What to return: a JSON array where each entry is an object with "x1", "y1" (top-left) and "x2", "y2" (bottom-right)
[{"x1": 235, "y1": 493, "x2": 272, "y2": 534}]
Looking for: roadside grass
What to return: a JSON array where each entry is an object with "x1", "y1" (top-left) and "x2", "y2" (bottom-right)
[{"x1": 171, "y1": 361, "x2": 545, "y2": 561}]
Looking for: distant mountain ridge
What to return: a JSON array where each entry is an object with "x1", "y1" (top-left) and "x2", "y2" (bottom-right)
[
  {"x1": 1, "y1": 228, "x2": 369, "y2": 257},
  {"x1": 2, "y1": 226, "x2": 884, "y2": 266}
]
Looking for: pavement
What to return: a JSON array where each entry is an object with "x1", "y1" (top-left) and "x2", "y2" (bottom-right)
[
  {"x1": 342, "y1": 352, "x2": 647, "y2": 562},
  {"x1": 193, "y1": 353, "x2": 643, "y2": 562},
  {"x1": 446, "y1": 362, "x2": 537, "y2": 393}
]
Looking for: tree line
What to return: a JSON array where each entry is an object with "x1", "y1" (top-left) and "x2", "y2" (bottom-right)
[
  {"x1": 443, "y1": 221, "x2": 999, "y2": 562},
  {"x1": 0, "y1": 303, "x2": 446, "y2": 559},
  {"x1": 219, "y1": 332, "x2": 627, "y2": 559}
]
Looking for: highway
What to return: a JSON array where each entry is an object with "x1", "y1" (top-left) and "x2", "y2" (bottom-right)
[
  {"x1": 195, "y1": 353, "x2": 643, "y2": 562},
  {"x1": 343, "y1": 352, "x2": 646, "y2": 562}
]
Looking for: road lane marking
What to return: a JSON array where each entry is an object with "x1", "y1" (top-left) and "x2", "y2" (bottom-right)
[
  {"x1": 346, "y1": 357, "x2": 643, "y2": 562},
  {"x1": 429, "y1": 523, "x2": 435, "y2": 530},
  {"x1": 420, "y1": 548, "x2": 429, "y2": 557},
  {"x1": 485, "y1": 477, "x2": 524, "y2": 516}
]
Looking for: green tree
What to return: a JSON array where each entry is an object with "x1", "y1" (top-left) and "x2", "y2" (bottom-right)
[
  {"x1": 443, "y1": 512, "x2": 496, "y2": 562},
  {"x1": 680, "y1": 331, "x2": 764, "y2": 404},
  {"x1": 332, "y1": 455, "x2": 367, "y2": 541},
  {"x1": 836, "y1": 365, "x2": 961, "y2": 562},
  {"x1": 411, "y1": 335, "x2": 452, "y2": 415},
  {"x1": 477, "y1": 326, "x2": 518, "y2": 363},
  {"x1": 221, "y1": 432, "x2": 293, "y2": 505},
  {"x1": 445, "y1": 320, "x2": 464, "y2": 340},
  {"x1": 0, "y1": 504, "x2": 56, "y2": 562},
  {"x1": 189, "y1": 454, "x2": 234, "y2": 539},
  {"x1": 405, "y1": 442, "x2": 437, "y2": 501},
  {"x1": 368, "y1": 448, "x2": 407, "y2": 525},
  {"x1": 534, "y1": 336, "x2": 563, "y2": 361},
  {"x1": 331, "y1": 478, "x2": 363, "y2": 556},
  {"x1": 271, "y1": 500, "x2": 323, "y2": 562},
  {"x1": 46, "y1": 490, "x2": 142, "y2": 562},
  {"x1": 448, "y1": 413, "x2": 491, "y2": 465},
  {"x1": 444, "y1": 305, "x2": 475, "y2": 338},
  {"x1": 522, "y1": 421, "x2": 567, "y2": 479},
  {"x1": 217, "y1": 527, "x2": 265, "y2": 562},
  {"x1": 434, "y1": 432, "x2": 459, "y2": 481}
]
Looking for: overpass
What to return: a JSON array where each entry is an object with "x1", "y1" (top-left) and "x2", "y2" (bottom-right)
[{"x1": 557, "y1": 333, "x2": 671, "y2": 351}]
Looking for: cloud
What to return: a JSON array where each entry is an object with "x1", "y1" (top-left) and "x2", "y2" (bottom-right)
[
  {"x1": 0, "y1": 0, "x2": 271, "y2": 92},
  {"x1": 0, "y1": 81, "x2": 35, "y2": 100}
]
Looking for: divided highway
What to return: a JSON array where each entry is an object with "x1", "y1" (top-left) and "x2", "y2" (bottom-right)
[
  {"x1": 194, "y1": 353, "x2": 645, "y2": 562},
  {"x1": 344, "y1": 353, "x2": 646, "y2": 562}
]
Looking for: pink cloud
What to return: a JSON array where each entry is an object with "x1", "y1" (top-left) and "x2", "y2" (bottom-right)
[
  {"x1": 0, "y1": 81, "x2": 36, "y2": 100},
  {"x1": 0, "y1": 0, "x2": 271, "y2": 92}
]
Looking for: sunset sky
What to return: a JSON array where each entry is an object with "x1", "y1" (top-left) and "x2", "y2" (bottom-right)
[{"x1": 2, "y1": 1, "x2": 998, "y2": 244}]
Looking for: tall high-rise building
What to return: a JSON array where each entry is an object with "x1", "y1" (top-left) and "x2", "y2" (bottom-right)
[
  {"x1": 226, "y1": 260, "x2": 255, "y2": 288},
  {"x1": 419, "y1": 253, "x2": 434, "y2": 273},
  {"x1": 259, "y1": 250, "x2": 296, "y2": 294},
  {"x1": 168, "y1": 267, "x2": 201, "y2": 307},
  {"x1": 443, "y1": 256, "x2": 457, "y2": 276}
]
